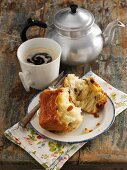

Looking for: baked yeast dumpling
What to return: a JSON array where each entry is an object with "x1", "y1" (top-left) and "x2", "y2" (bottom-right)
[
  {"x1": 64, "y1": 74, "x2": 107, "y2": 115},
  {"x1": 39, "y1": 88, "x2": 82, "y2": 132}
]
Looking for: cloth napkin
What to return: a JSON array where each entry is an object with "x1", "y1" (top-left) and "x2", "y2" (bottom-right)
[{"x1": 4, "y1": 71, "x2": 127, "y2": 170}]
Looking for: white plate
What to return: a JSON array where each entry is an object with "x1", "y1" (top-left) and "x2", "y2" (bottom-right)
[{"x1": 28, "y1": 93, "x2": 115, "y2": 143}]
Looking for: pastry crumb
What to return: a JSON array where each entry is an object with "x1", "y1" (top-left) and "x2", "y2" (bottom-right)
[
  {"x1": 96, "y1": 123, "x2": 100, "y2": 126},
  {"x1": 83, "y1": 128, "x2": 93, "y2": 134},
  {"x1": 94, "y1": 113, "x2": 99, "y2": 118}
]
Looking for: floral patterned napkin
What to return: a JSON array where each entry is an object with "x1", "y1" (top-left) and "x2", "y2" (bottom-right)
[{"x1": 4, "y1": 71, "x2": 127, "y2": 170}]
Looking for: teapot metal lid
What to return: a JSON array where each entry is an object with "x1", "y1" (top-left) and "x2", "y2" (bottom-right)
[{"x1": 54, "y1": 4, "x2": 95, "y2": 31}]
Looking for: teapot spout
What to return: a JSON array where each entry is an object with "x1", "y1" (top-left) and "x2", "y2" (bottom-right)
[{"x1": 102, "y1": 20, "x2": 125, "y2": 46}]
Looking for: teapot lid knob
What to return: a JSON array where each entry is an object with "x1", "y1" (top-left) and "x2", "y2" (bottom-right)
[{"x1": 70, "y1": 4, "x2": 78, "y2": 14}]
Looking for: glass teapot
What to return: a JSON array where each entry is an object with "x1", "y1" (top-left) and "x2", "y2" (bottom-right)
[{"x1": 21, "y1": 4, "x2": 125, "y2": 65}]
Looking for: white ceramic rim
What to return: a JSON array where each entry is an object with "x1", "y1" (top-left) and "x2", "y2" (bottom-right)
[{"x1": 17, "y1": 38, "x2": 62, "y2": 67}]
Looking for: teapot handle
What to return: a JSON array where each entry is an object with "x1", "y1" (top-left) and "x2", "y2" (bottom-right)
[{"x1": 20, "y1": 18, "x2": 47, "y2": 42}]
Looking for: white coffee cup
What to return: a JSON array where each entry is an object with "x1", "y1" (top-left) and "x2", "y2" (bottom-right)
[{"x1": 17, "y1": 38, "x2": 62, "y2": 91}]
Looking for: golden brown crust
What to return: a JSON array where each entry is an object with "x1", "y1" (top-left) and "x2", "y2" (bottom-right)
[
  {"x1": 91, "y1": 77, "x2": 107, "y2": 113},
  {"x1": 39, "y1": 89, "x2": 67, "y2": 132}
]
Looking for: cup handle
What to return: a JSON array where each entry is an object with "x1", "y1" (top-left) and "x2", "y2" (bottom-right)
[
  {"x1": 19, "y1": 71, "x2": 32, "y2": 92},
  {"x1": 20, "y1": 18, "x2": 47, "y2": 42}
]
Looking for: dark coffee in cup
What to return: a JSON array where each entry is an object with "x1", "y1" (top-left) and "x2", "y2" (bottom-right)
[
  {"x1": 27, "y1": 52, "x2": 52, "y2": 65},
  {"x1": 23, "y1": 48, "x2": 55, "y2": 65}
]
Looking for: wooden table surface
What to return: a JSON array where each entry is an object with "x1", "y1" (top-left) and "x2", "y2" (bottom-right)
[{"x1": 1, "y1": 0, "x2": 127, "y2": 170}]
